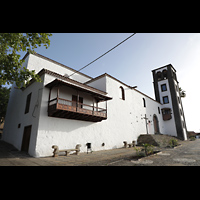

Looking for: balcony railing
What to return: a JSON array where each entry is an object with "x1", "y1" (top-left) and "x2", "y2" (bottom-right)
[
  {"x1": 161, "y1": 108, "x2": 172, "y2": 121},
  {"x1": 48, "y1": 97, "x2": 107, "y2": 122}
]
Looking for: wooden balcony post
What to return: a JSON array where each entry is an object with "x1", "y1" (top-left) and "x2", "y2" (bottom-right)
[
  {"x1": 48, "y1": 87, "x2": 52, "y2": 112},
  {"x1": 92, "y1": 98, "x2": 94, "y2": 115},
  {"x1": 57, "y1": 84, "x2": 59, "y2": 103},
  {"x1": 96, "y1": 100, "x2": 98, "y2": 112},
  {"x1": 77, "y1": 90, "x2": 79, "y2": 112},
  {"x1": 106, "y1": 100, "x2": 107, "y2": 118},
  {"x1": 48, "y1": 88, "x2": 52, "y2": 105}
]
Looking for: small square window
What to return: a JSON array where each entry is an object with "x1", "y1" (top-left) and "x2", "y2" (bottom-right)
[
  {"x1": 163, "y1": 96, "x2": 169, "y2": 104},
  {"x1": 161, "y1": 84, "x2": 167, "y2": 92},
  {"x1": 178, "y1": 96, "x2": 180, "y2": 103},
  {"x1": 180, "y1": 109, "x2": 183, "y2": 116}
]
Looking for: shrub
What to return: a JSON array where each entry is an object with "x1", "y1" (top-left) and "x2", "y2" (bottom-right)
[
  {"x1": 134, "y1": 143, "x2": 155, "y2": 157},
  {"x1": 134, "y1": 146, "x2": 145, "y2": 157},
  {"x1": 189, "y1": 136, "x2": 196, "y2": 141},
  {"x1": 143, "y1": 143, "x2": 154, "y2": 156},
  {"x1": 168, "y1": 138, "x2": 178, "y2": 148}
]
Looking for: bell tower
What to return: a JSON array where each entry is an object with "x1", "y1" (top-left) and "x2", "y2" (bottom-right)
[{"x1": 152, "y1": 64, "x2": 187, "y2": 140}]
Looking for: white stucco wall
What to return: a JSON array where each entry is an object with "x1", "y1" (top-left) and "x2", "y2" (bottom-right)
[
  {"x1": 157, "y1": 79, "x2": 177, "y2": 136},
  {"x1": 4, "y1": 70, "x2": 168, "y2": 157},
  {"x1": 3, "y1": 54, "x2": 184, "y2": 157},
  {"x1": 86, "y1": 75, "x2": 107, "y2": 93},
  {"x1": 27, "y1": 53, "x2": 92, "y2": 83},
  {"x1": 3, "y1": 75, "x2": 45, "y2": 156},
  {"x1": 33, "y1": 74, "x2": 166, "y2": 157}
]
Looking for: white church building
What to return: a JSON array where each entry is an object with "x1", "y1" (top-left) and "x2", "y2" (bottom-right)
[{"x1": 3, "y1": 52, "x2": 188, "y2": 157}]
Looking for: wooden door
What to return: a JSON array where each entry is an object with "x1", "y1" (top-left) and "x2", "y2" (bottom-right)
[
  {"x1": 79, "y1": 97, "x2": 83, "y2": 108},
  {"x1": 72, "y1": 95, "x2": 77, "y2": 107},
  {"x1": 72, "y1": 95, "x2": 83, "y2": 108},
  {"x1": 153, "y1": 115, "x2": 159, "y2": 134},
  {"x1": 21, "y1": 125, "x2": 32, "y2": 152}
]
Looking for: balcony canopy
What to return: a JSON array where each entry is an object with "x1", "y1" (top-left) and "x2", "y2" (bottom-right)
[{"x1": 45, "y1": 78, "x2": 112, "y2": 102}]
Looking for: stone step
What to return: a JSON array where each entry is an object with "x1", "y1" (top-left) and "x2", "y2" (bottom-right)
[{"x1": 137, "y1": 134, "x2": 181, "y2": 147}]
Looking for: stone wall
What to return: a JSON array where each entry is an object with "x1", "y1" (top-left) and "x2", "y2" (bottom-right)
[{"x1": 137, "y1": 134, "x2": 181, "y2": 147}]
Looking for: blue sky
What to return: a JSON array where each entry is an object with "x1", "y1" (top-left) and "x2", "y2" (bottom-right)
[{"x1": 19, "y1": 33, "x2": 200, "y2": 132}]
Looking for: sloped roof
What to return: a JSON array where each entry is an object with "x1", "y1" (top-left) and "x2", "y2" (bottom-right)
[
  {"x1": 45, "y1": 78, "x2": 112, "y2": 101},
  {"x1": 22, "y1": 52, "x2": 93, "y2": 80},
  {"x1": 85, "y1": 72, "x2": 161, "y2": 104}
]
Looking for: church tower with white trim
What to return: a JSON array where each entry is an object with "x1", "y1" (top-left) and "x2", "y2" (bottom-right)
[{"x1": 152, "y1": 64, "x2": 187, "y2": 140}]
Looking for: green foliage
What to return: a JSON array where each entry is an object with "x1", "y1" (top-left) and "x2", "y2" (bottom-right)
[
  {"x1": 134, "y1": 143, "x2": 154, "y2": 157},
  {"x1": 179, "y1": 87, "x2": 186, "y2": 98},
  {"x1": 168, "y1": 138, "x2": 178, "y2": 148},
  {"x1": 134, "y1": 146, "x2": 145, "y2": 157},
  {"x1": 0, "y1": 33, "x2": 52, "y2": 87},
  {"x1": 189, "y1": 136, "x2": 196, "y2": 141},
  {"x1": 0, "y1": 86, "x2": 11, "y2": 123},
  {"x1": 143, "y1": 143, "x2": 154, "y2": 156}
]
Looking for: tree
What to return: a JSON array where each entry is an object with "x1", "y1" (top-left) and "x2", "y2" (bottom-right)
[
  {"x1": 0, "y1": 33, "x2": 52, "y2": 88},
  {"x1": 0, "y1": 86, "x2": 11, "y2": 124},
  {"x1": 179, "y1": 87, "x2": 186, "y2": 98}
]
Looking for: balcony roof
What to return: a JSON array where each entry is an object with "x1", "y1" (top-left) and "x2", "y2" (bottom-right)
[{"x1": 45, "y1": 78, "x2": 112, "y2": 101}]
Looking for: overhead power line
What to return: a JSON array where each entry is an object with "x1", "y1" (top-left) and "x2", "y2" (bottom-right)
[{"x1": 68, "y1": 33, "x2": 136, "y2": 78}]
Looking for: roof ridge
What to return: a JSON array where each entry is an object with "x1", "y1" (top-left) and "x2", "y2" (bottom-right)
[
  {"x1": 43, "y1": 68, "x2": 108, "y2": 95},
  {"x1": 85, "y1": 72, "x2": 133, "y2": 89},
  {"x1": 85, "y1": 71, "x2": 160, "y2": 104}
]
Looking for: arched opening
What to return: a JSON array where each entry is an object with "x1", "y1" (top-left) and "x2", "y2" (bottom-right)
[
  {"x1": 162, "y1": 69, "x2": 168, "y2": 79},
  {"x1": 120, "y1": 86, "x2": 125, "y2": 100},
  {"x1": 153, "y1": 114, "x2": 160, "y2": 134},
  {"x1": 157, "y1": 71, "x2": 162, "y2": 81}
]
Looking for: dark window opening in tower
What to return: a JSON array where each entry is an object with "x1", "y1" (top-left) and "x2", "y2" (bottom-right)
[
  {"x1": 161, "y1": 84, "x2": 167, "y2": 92},
  {"x1": 157, "y1": 71, "x2": 162, "y2": 81},
  {"x1": 163, "y1": 96, "x2": 169, "y2": 104},
  {"x1": 180, "y1": 108, "x2": 183, "y2": 116},
  {"x1": 163, "y1": 69, "x2": 168, "y2": 79}
]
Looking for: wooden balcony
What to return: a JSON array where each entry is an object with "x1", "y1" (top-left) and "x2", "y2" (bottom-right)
[
  {"x1": 45, "y1": 78, "x2": 112, "y2": 122},
  {"x1": 48, "y1": 98, "x2": 107, "y2": 122},
  {"x1": 161, "y1": 108, "x2": 172, "y2": 121}
]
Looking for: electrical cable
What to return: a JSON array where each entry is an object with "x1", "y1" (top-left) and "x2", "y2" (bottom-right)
[{"x1": 67, "y1": 33, "x2": 136, "y2": 78}]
